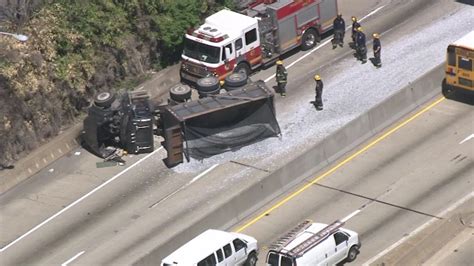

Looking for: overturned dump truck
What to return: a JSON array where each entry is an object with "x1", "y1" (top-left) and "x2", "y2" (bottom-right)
[
  {"x1": 160, "y1": 79, "x2": 281, "y2": 167},
  {"x1": 82, "y1": 75, "x2": 281, "y2": 168},
  {"x1": 82, "y1": 90, "x2": 155, "y2": 159}
]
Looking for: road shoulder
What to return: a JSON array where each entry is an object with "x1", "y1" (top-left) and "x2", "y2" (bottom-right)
[{"x1": 369, "y1": 194, "x2": 473, "y2": 265}]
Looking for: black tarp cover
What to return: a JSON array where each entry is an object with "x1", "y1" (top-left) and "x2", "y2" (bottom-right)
[{"x1": 183, "y1": 97, "x2": 280, "y2": 159}]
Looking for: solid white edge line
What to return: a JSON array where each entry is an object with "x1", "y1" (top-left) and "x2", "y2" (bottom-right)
[
  {"x1": 191, "y1": 164, "x2": 219, "y2": 183},
  {"x1": 341, "y1": 209, "x2": 362, "y2": 223},
  {"x1": 61, "y1": 250, "x2": 85, "y2": 266},
  {"x1": 459, "y1": 133, "x2": 474, "y2": 144},
  {"x1": 362, "y1": 192, "x2": 474, "y2": 265},
  {"x1": 0, "y1": 147, "x2": 164, "y2": 252},
  {"x1": 263, "y1": 5, "x2": 385, "y2": 83},
  {"x1": 362, "y1": 5, "x2": 385, "y2": 21}
]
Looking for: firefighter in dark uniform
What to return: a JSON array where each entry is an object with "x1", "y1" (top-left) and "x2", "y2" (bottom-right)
[
  {"x1": 356, "y1": 27, "x2": 367, "y2": 63},
  {"x1": 351, "y1": 16, "x2": 361, "y2": 47},
  {"x1": 372, "y1": 33, "x2": 382, "y2": 68},
  {"x1": 275, "y1": 60, "x2": 288, "y2": 97},
  {"x1": 313, "y1": 75, "x2": 323, "y2": 110},
  {"x1": 332, "y1": 13, "x2": 345, "y2": 49}
]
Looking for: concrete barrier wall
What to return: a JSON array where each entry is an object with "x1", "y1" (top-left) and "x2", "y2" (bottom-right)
[
  {"x1": 0, "y1": 124, "x2": 82, "y2": 193},
  {"x1": 139, "y1": 64, "x2": 444, "y2": 264}
]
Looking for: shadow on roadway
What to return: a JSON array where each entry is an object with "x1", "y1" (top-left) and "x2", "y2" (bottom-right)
[
  {"x1": 456, "y1": 0, "x2": 474, "y2": 6},
  {"x1": 443, "y1": 89, "x2": 474, "y2": 106}
]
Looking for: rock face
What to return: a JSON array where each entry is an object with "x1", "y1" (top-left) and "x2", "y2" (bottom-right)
[
  {"x1": 0, "y1": 3, "x2": 156, "y2": 165},
  {"x1": 0, "y1": 1, "x2": 232, "y2": 165}
]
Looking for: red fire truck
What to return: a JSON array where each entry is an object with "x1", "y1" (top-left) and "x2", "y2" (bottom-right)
[{"x1": 180, "y1": 0, "x2": 338, "y2": 83}]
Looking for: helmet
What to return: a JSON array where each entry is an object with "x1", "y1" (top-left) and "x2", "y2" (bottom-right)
[
  {"x1": 372, "y1": 33, "x2": 379, "y2": 38},
  {"x1": 219, "y1": 80, "x2": 225, "y2": 86},
  {"x1": 314, "y1": 75, "x2": 321, "y2": 81},
  {"x1": 276, "y1": 60, "x2": 283, "y2": 65},
  {"x1": 351, "y1": 16, "x2": 357, "y2": 22},
  {"x1": 357, "y1": 27, "x2": 363, "y2": 32},
  {"x1": 337, "y1": 13, "x2": 342, "y2": 17}
]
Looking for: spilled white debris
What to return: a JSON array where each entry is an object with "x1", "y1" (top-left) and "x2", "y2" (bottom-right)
[{"x1": 174, "y1": 6, "x2": 473, "y2": 173}]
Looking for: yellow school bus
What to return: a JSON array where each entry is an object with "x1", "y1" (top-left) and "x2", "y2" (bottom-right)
[{"x1": 443, "y1": 31, "x2": 474, "y2": 96}]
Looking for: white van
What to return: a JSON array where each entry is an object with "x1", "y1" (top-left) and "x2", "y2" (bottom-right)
[
  {"x1": 265, "y1": 220, "x2": 361, "y2": 266},
  {"x1": 161, "y1": 229, "x2": 258, "y2": 266}
]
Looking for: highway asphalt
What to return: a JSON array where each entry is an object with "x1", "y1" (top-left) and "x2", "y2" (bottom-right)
[
  {"x1": 0, "y1": 0, "x2": 472, "y2": 265},
  {"x1": 233, "y1": 96, "x2": 473, "y2": 265}
]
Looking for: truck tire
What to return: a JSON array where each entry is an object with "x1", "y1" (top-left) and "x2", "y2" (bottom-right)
[
  {"x1": 198, "y1": 87, "x2": 220, "y2": 98},
  {"x1": 197, "y1": 76, "x2": 220, "y2": 92},
  {"x1": 301, "y1": 28, "x2": 319, "y2": 50},
  {"x1": 225, "y1": 72, "x2": 248, "y2": 90},
  {"x1": 346, "y1": 246, "x2": 359, "y2": 262},
  {"x1": 169, "y1": 84, "x2": 192, "y2": 102},
  {"x1": 94, "y1": 92, "x2": 116, "y2": 108},
  {"x1": 234, "y1": 62, "x2": 251, "y2": 77},
  {"x1": 244, "y1": 252, "x2": 258, "y2": 266},
  {"x1": 441, "y1": 78, "x2": 454, "y2": 99}
]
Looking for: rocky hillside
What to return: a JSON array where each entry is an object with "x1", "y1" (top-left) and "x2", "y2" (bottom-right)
[{"x1": 0, "y1": 0, "x2": 233, "y2": 165}]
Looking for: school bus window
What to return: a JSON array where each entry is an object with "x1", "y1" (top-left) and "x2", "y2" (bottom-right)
[
  {"x1": 458, "y1": 56, "x2": 472, "y2": 71},
  {"x1": 447, "y1": 46, "x2": 456, "y2": 66}
]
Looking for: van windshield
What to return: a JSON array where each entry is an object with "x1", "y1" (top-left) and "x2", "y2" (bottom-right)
[
  {"x1": 267, "y1": 252, "x2": 294, "y2": 266},
  {"x1": 267, "y1": 253, "x2": 279, "y2": 265},
  {"x1": 183, "y1": 38, "x2": 220, "y2": 64}
]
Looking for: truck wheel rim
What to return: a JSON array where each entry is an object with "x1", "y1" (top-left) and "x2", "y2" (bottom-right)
[
  {"x1": 97, "y1": 92, "x2": 110, "y2": 101},
  {"x1": 305, "y1": 34, "x2": 315, "y2": 46},
  {"x1": 349, "y1": 248, "x2": 357, "y2": 259},
  {"x1": 173, "y1": 86, "x2": 186, "y2": 93}
]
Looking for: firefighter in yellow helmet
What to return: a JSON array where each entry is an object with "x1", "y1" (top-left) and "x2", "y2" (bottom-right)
[
  {"x1": 275, "y1": 60, "x2": 288, "y2": 97},
  {"x1": 355, "y1": 27, "x2": 367, "y2": 63},
  {"x1": 372, "y1": 33, "x2": 382, "y2": 68},
  {"x1": 313, "y1": 74, "x2": 324, "y2": 110},
  {"x1": 350, "y1": 16, "x2": 361, "y2": 47}
]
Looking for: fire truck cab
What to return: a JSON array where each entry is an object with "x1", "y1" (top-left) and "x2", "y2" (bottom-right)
[
  {"x1": 181, "y1": 9, "x2": 261, "y2": 83},
  {"x1": 181, "y1": 0, "x2": 338, "y2": 84}
]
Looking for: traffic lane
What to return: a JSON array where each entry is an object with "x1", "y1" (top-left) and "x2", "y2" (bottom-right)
[
  {"x1": 78, "y1": 162, "x2": 268, "y2": 266},
  {"x1": 0, "y1": 145, "x2": 156, "y2": 246},
  {"x1": 0, "y1": 149, "x2": 198, "y2": 265},
  {"x1": 6, "y1": 162, "x2": 267, "y2": 266},
  {"x1": 233, "y1": 97, "x2": 473, "y2": 264},
  {"x1": 369, "y1": 196, "x2": 473, "y2": 265}
]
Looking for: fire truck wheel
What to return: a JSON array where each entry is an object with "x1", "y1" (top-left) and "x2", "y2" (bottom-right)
[
  {"x1": 234, "y1": 63, "x2": 251, "y2": 77},
  {"x1": 94, "y1": 92, "x2": 116, "y2": 108},
  {"x1": 197, "y1": 76, "x2": 220, "y2": 92},
  {"x1": 301, "y1": 28, "x2": 319, "y2": 50},
  {"x1": 169, "y1": 84, "x2": 192, "y2": 102},
  {"x1": 225, "y1": 72, "x2": 248, "y2": 90}
]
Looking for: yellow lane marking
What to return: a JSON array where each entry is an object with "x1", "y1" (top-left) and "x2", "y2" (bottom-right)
[{"x1": 235, "y1": 96, "x2": 446, "y2": 233}]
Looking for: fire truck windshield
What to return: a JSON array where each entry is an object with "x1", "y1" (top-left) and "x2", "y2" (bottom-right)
[{"x1": 183, "y1": 38, "x2": 220, "y2": 64}]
